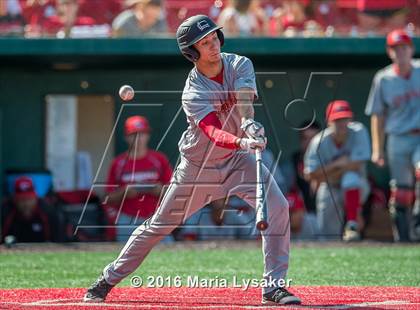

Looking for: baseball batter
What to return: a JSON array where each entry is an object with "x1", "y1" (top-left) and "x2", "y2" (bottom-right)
[
  {"x1": 84, "y1": 15, "x2": 301, "y2": 305},
  {"x1": 365, "y1": 29, "x2": 420, "y2": 242}
]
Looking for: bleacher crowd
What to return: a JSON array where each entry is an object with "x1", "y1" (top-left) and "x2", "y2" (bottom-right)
[{"x1": 0, "y1": 0, "x2": 419, "y2": 38}]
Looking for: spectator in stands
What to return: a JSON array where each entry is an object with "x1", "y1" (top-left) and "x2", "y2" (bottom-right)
[
  {"x1": 218, "y1": 0, "x2": 267, "y2": 36},
  {"x1": 355, "y1": 10, "x2": 383, "y2": 36},
  {"x1": 290, "y1": 120, "x2": 321, "y2": 214},
  {"x1": 270, "y1": 0, "x2": 310, "y2": 37},
  {"x1": 21, "y1": 0, "x2": 54, "y2": 37},
  {"x1": 47, "y1": 0, "x2": 84, "y2": 37},
  {"x1": 1, "y1": 176, "x2": 60, "y2": 243},
  {"x1": 165, "y1": 0, "x2": 215, "y2": 33},
  {"x1": 0, "y1": 0, "x2": 25, "y2": 36},
  {"x1": 351, "y1": 1, "x2": 410, "y2": 37},
  {"x1": 105, "y1": 115, "x2": 173, "y2": 241},
  {"x1": 304, "y1": 100, "x2": 371, "y2": 242},
  {"x1": 383, "y1": 8, "x2": 410, "y2": 34},
  {"x1": 26, "y1": 0, "x2": 111, "y2": 38},
  {"x1": 306, "y1": 0, "x2": 356, "y2": 36},
  {"x1": 112, "y1": 0, "x2": 167, "y2": 37},
  {"x1": 78, "y1": 0, "x2": 122, "y2": 25}
]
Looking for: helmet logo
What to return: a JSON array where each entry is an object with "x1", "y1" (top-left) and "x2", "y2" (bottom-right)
[{"x1": 197, "y1": 20, "x2": 210, "y2": 31}]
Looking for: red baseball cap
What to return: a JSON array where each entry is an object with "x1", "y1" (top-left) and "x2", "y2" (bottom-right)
[
  {"x1": 387, "y1": 29, "x2": 412, "y2": 47},
  {"x1": 14, "y1": 176, "x2": 37, "y2": 199},
  {"x1": 124, "y1": 115, "x2": 151, "y2": 135},
  {"x1": 325, "y1": 100, "x2": 353, "y2": 122}
]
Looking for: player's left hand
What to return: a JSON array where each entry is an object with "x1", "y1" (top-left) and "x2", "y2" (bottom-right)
[{"x1": 241, "y1": 118, "x2": 265, "y2": 140}]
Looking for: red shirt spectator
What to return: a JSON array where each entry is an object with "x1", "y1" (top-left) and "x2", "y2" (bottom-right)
[
  {"x1": 309, "y1": 1, "x2": 345, "y2": 28},
  {"x1": 218, "y1": 0, "x2": 267, "y2": 36},
  {"x1": 78, "y1": 0, "x2": 122, "y2": 25},
  {"x1": 20, "y1": 0, "x2": 56, "y2": 37},
  {"x1": 106, "y1": 115, "x2": 173, "y2": 218},
  {"x1": 0, "y1": 0, "x2": 25, "y2": 36},
  {"x1": 41, "y1": 14, "x2": 96, "y2": 37},
  {"x1": 165, "y1": 0, "x2": 214, "y2": 32},
  {"x1": 24, "y1": 0, "x2": 110, "y2": 37},
  {"x1": 270, "y1": 0, "x2": 313, "y2": 36},
  {"x1": 107, "y1": 150, "x2": 173, "y2": 218}
]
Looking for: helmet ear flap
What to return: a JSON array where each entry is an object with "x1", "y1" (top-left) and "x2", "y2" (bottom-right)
[
  {"x1": 217, "y1": 29, "x2": 224, "y2": 47},
  {"x1": 184, "y1": 46, "x2": 200, "y2": 62}
]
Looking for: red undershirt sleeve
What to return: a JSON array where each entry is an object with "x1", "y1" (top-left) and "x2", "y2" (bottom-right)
[{"x1": 198, "y1": 112, "x2": 240, "y2": 150}]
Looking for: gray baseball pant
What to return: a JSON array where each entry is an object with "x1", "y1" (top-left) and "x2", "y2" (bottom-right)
[{"x1": 103, "y1": 151, "x2": 290, "y2": 294}]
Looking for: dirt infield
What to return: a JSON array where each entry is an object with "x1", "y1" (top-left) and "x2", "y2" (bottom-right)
[{"x1": 0, "y1": 286, "x2": 419, "y2": 309}]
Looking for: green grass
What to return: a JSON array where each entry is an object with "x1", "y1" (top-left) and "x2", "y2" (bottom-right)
[{"x1": 0, "y1": 245, "x2": 419, "y2": 289}]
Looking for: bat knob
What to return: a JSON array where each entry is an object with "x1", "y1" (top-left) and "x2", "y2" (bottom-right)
[{"x1": 256, "y1": 221, "x2": 268, "y2": 231}]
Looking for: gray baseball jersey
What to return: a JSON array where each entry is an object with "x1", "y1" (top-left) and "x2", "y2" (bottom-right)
[
  {"x1": 365, "y1": 59, "x2": 420, "y2": 187},
  {"x1": 304, "y1": 121, "x2": 371, "y2": 182},
  {"x1": 365, "y1": 59, "x2": 420, "y2": 135},
  {"x1": 179, "y1": 52, "x2": 258, "y2": 163},
  {"x1": 304, "y1": 122, "x2": 371, "y2": 239}
]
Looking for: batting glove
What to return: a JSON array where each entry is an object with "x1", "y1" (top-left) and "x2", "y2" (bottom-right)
[
  {"x1": 239, "y1": 137, "x2": 267, "y2": 153},
  {"x1": 240, "y1": 118, "x2": 265, "y2": 140}
]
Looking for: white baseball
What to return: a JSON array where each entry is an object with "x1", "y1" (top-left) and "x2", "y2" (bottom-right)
[{"x1": 119, "y1": 85, "x2": 135, "y2": 101}]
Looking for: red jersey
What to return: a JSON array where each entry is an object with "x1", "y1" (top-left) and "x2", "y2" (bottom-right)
[
  {"x1": 40, "y1": 15, "x2": 96, "y2": 36},
  {"x1": 106, "y1": 150, "x2": 173, "y2": 218},
  {"x1": 77, "y1": 0, "x2": 122, "y2": 25}
]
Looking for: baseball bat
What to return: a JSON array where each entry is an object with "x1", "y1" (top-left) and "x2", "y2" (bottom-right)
[{"x1": 255, "y1": 148, "x2": 268, "y2": 231}]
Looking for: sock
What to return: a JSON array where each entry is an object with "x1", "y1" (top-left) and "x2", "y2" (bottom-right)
[{"x1": 344, "y1": 188, "x2": 360, "y2": 222}]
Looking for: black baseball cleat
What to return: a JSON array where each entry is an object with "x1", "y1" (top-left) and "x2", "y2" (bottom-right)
[
  {"x1": 262, "y1": 287, "x2": 302, "y2": 305},
  {"x1": 83, "y1": 274, "x2": 114, "y2": 302}
]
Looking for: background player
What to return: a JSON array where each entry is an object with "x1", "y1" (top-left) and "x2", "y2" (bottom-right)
[
  {"x1": 304, "y1": 100, "x2": 371, "y2": 241},
  {"x1": 365, "y1": 29, "x2": 420, "y2": 242},
  {"x1": 105, "y1": 115, "x2": 173, "y2": 241},
  {"x1": 84, "y1": 15, "x2": 301, "y2": 305}
]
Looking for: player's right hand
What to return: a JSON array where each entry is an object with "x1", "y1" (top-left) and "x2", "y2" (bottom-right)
[
  {"x1": 371, "y1": 152, "x2": 386, "y2": 167},
  {"x1": 239, "y1": 137, "x2": 267, "y2": 153}
]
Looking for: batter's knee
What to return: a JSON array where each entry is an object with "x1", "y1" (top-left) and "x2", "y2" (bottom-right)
[{"x1": 341, "y1": 171, "x2": 362, "y2": 190}]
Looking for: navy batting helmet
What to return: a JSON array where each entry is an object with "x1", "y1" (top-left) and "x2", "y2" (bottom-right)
[{"x1": 176, "y1": 15, "x2": 224, "y2": 62}]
